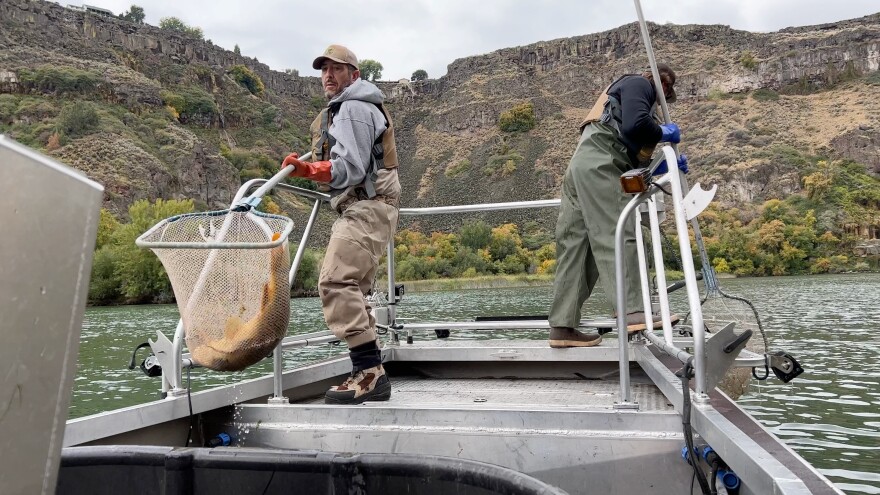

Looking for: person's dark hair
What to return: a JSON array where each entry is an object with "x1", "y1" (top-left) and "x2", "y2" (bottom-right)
[
  {"x1": 643, "y1": 63, "x2": 677, "y2": 102},
  {"x1": 656, "y1": 63, "x2": 676, "y2": 86}
]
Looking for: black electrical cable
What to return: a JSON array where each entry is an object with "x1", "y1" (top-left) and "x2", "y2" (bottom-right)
[
  {"x1": 753, "y1": 355, "x2": 771, "y2": 380},
  {"x1": 680, "y1": 358, "x2": 712, "y2": 494},
  {"x1": 653, "y1": 183, "x2": 673, "y2": 197},
  {"x1": 709, "y1": 462, "x2": 720, "y2": 495},
  {"x1": 718, "y1": 287, "x2": 769, "y2": 350},
  {"x1": 261, "y1": 470, "x2": 277, "y2": 495}
]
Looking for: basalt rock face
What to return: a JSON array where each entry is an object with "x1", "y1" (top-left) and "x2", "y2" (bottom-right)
[
  {"x1": 0, "y1": 0, "x2": 322, "y2": 100},
  {"x1": 0, "y1": 0, "x2": 322, "y2": 214},
  {"x1": 1, "y1": 0, "x2": 878, "y2": 235},
  {"x1": 831, "y1": 126, "x2": 880, "y2": 174},
  {"x1": 374, "y1": 14, "x2": 880, "y2": 235}
]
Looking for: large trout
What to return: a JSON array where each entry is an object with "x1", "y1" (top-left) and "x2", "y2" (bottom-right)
[{"x1": 191, "y1": 237, "x2": 290, "y2": 371}]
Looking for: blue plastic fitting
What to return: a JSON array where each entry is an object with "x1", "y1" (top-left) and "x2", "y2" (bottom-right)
[
  {"x1": 717, "y1": 468, "x2": 741, "y2": 491},
  {"x1": 681, "y1": 445, "x2": 691, "y2": 464}
]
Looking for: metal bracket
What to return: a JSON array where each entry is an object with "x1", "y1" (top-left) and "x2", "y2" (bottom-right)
[
  {"x1": 149, "y1": 330, "x2": 174, "y2": 377},
  {"x1": 613, "y1": 401, "x2": 640, "y2": 410},
  {"x1": 149, "y1": 331, "x2": 186, "y2": 397},
  {"x1": 704, "y1": 322, "x2": 749, "y2": 391},
  {"x1": 682, "y1": 182, "x2": 717, "y2": 220},
  {"x1": 239, "y1": 196, "x2": 262, "y2": 210}
]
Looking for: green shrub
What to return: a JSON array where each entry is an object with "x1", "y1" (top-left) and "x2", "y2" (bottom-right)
[
  {"x1": 707, "y1": 88, "x2": 729, "y2": 100},
  {"x1": 780, "y1": 76, "x2": 819, "y2": 95},
  {"x1": 18, "y1": 66, "x2": 100, "y2": 95},
  {"x1": 58, "y1": 101, "x2": 99, "y2": 137},
  {"x1": 159, "y1": 16, "x2": 204, "y2": 39},
  {"x1": 488, "y1": 225, "x2": 521, "y2": 262},
  {"x1": 229, "y1": 65, "x2": 265, "y2": 97},
  {"x1": 16, "y1": 98, "x2": 58, "y2": 120},
  {"x1": 168, "y1": 86, "x2": 217, "y2": 121},
  {"x1": 158, "y1": 64, "x2": 185, "y2": 85},
  {"x1": 260, "y1": 105, "x2": 278, "y2": 125},
  {"x1": 159, "y1": 90, "x2": 185, "y2": 113},
  {"x1": 451, "y1": 248, "x2": 491, "y2": 276},
  {"x1": 484, "y1": 151, "x2": 522, "y2": 176},
  {"x1": 521, "y1": 223, "x2": 552, "y2": 251},
  {"x1": 0, "y1": 94, "x2": 17, "y2": 122},
  {"x1": 445, "y1": 159, "x2": 470, "y2": 178},
  {"x1": 111, "y1": 199, "x2": 194, "y2": 303},
  {"x1": 740, "y1": 51, "x2": 757, "y2": 70},
  {"x1": 88, "y1": 246, "x2": 122, "y2": 305},
  {"x1": 497, "y1": 254, "x2": 526, "y2": 274},
  {"x1": 95, "y1": 209, "x2": 119, "y2": 250},
  {"x1": 498, "y1": 102, "x2": 536, "y2": 132},
  {"x1": 291, "y1": 245, "x2": 321, "y2": 294},
  {"x1": 460, "y1": 220, "x2": 492, "y2": 250},
  {"x1": 751, "y1": 88, "x2": 779, "y2": 101}
]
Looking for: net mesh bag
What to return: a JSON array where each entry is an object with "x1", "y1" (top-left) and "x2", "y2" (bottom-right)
[{"x1": 137, "y1": 210, "x2": 294, "y2": 371}]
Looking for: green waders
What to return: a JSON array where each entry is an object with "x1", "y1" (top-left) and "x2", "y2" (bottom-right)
[{"x1": 548, "y1": 122, "x2": 642, "y2": 329}]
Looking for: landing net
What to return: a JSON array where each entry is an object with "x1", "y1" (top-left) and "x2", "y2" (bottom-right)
[{"x1": 137, "y1": 210, "x2": 293, "y2": 371}]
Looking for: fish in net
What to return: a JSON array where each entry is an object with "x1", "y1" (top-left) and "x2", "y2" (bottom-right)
[{"x1": 138, "y1": 210, "x2": 293, "y2": 372}]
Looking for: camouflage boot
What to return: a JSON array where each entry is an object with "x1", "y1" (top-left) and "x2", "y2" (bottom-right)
[{"x1": 324, "y1": 364, "x2": 391, "y2": 405}]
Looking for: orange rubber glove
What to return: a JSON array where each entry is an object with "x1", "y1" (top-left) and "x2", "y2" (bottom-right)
[{"x1": 281, "y1": 153, "x2": 332, "y2": 183}]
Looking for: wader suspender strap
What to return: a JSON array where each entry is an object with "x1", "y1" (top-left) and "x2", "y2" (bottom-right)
[
  {"x1": 599, "y1": 74, "x2": 635, "y2": 135},
  {"x1": 318, "y1": 101, "x2": 389, "y2": 199},
  {"x1": 314, "y1": 106, "x2": 336, "y2": 162},
  {"x1": 601, "y1": 75, "x2": 659, "y2": 165},
  {"x1": 363, "y1": 105, "x2": 390, "y2": 199}
]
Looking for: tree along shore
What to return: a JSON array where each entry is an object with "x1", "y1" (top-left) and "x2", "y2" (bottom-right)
[{"x1": 88, "y1": 188, "x2": 877, "y2": 306}]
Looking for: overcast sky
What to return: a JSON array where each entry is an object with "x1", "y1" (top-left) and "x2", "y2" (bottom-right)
[{"x1": 89, "y1": 1, "x2": 878, "y2": 80}]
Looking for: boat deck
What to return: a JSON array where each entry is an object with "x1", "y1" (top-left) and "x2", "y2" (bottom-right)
[
  {"x1": 222, "y1": 342, "x2": 689, "y2": 495},
  {"x1": 297, "y1": 376, "x2": 674, "y2": 411},
  {"x1": 63, "y1": 337, "x2": 839, "y2": 494}
]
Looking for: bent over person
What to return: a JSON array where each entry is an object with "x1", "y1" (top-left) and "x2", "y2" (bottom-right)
[
  {"x1": 281, "y1": 44, "x2": 401, "y2": 404},
  {"x1": 548, "y1": 63, "x2": 687, "y2": 348}
]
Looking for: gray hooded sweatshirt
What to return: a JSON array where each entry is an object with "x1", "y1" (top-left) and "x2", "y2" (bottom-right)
[{"x1": 326, "y1": 78, "x2": 388, "y2": 191}]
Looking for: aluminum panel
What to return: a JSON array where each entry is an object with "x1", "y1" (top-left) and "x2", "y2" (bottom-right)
[{"x1": 0, "y1": 137, "x2": 103, "y2": 495}]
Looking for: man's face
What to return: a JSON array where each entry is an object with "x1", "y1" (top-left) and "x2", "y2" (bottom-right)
[{"x1": 321, "y1": 61, "x2": 359, "y2": 99}]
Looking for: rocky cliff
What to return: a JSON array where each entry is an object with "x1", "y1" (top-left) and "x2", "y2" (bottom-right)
[{"x1": 1, "y1": 0, "x2": 878, "y2": 242}]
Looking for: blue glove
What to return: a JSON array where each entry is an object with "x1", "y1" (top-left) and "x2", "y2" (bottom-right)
[
  {"x1": 660, "y1": 123, "x2": 681, "y2": 143},
  {"x1": 653, "y1": 153, "x2": 688, "y2": 176}
]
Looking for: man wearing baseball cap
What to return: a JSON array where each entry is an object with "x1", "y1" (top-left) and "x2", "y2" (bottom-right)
[{"x1": 281, "y1": 44, "x2": 401, "y2": 404}]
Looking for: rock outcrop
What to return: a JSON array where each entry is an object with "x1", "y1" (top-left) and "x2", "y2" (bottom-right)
[{"x1": 1, "y1": 0, "x2": 878, "y2": 240}]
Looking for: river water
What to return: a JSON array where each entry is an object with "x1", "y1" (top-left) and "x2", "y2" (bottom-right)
[{"x1": 73, "y1": 273, "x2": 879, "y2": 494}]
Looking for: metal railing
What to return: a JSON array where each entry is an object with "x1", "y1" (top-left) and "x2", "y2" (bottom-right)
[
  {"x1": 613, "y1": 146, "x2": 709, "y2": 406},
  {"x1": 160, "y1": 150, "x2": 710, "y2": 406}
]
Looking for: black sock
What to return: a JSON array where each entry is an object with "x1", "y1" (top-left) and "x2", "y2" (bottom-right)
[{"x1": 349, "y1": 340, "x2": 381, "y2": 373}]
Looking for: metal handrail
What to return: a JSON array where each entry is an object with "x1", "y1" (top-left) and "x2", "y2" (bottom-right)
[
  {"x1": 612, "y1": 146, "x2": 709, "y2": 405},
  {"x1": 162, "y1": 161, "x2": 709, "y2": 408},
  {"x1": 399, "y1": 199, "x2": 560, "y2": 216}
]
